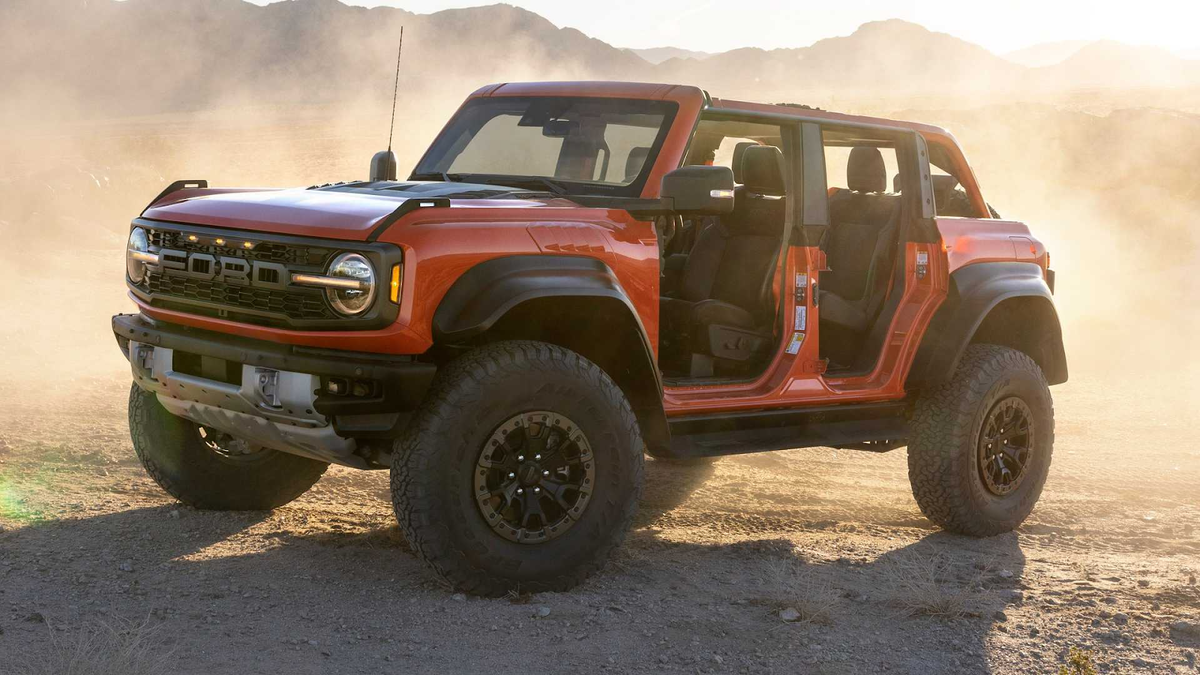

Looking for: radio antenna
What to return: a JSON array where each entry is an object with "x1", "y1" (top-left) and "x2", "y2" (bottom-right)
[{"x1": 387, "y1": 26, "x2": 404, "y2": 153}]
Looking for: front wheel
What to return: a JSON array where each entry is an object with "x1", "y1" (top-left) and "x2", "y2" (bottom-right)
[
  {"x1": 907, "y1": 344, "x2": 1054, "y2": 536},
  {"x1": 128, "y1": 384, "x2": 329, "y2": 510},
  {"x1": 391, "y1": 341, "x2": 645, "y2": 596}
]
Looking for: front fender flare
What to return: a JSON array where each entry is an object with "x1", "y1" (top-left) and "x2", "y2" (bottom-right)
[{"x1": 432, "y1": 254, "x2": 668, "y2": 451}]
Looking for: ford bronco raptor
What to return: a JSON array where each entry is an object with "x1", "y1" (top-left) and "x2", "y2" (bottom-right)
[{"x1": 114, "y1": 82, "x2": 1066, "y2": 596}]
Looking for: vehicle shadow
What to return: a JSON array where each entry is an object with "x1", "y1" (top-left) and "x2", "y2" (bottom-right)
[{"x1": 1, "y1": 459, "x2": 1021, "y2": 674}]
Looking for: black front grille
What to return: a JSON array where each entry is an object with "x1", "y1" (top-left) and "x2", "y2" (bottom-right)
[
  {"x1": 146, "y1": 274, "x2": 335, "y2": 322},
  {"x1": 134, "y1": 221, "x2": 401, "y2": 331}
]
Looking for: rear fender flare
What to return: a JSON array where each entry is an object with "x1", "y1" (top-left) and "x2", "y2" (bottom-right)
[{"x1": 907, "y1": 262, "x2": 1067, "y2": 390}]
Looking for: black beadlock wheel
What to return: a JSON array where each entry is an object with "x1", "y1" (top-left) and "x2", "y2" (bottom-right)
[
  {"x1": 473, "y1": 411, "x2": 597, "y2": 544},
  {"x1": 907, "y1": 344, "x2": 1055, "y2": 537},
  {"x1": 390, "y1": 341, "x2": 645, "y2": 597},
  {"x1": 128, "y1": 383, "x2": 329, "y2": 511}
]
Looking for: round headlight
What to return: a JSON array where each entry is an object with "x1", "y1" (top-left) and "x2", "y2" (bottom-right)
[
  {"x1": 325, "y1": 253, "x2": 376, "y2": 316},
  {"x1": 127, "y1": 227, "x2": 149, "y2": 284}
]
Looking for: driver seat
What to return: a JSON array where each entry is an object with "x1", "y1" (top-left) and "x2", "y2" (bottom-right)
[{"x1": 660, "y1": 145, "x2": 787, "y2": 377}]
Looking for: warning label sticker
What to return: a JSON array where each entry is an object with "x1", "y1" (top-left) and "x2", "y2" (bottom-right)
[
  {"x1": 794, "y1": 305, "x2": 807, "y2": 331},
  {"x1": 786, "y1": 331, "x2": 805, "y2": 355}
]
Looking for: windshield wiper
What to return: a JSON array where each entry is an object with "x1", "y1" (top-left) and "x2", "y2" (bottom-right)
[
  {"x1": 472, "y1": 175, "x2": 568, "y2": 195},
  {"x1": 410, "y1": 172, "x2": 462, "y2": 182}
]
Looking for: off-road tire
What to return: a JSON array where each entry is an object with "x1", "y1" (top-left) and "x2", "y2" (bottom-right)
[
  {"x1": 907, "y1": 344, "x2": 1054, "y2": 536},
  {"x1": 391, "y1": 341, "x2": 645, "y2": 596},
  {"x1": 128, "y1": 383, "x2": 329, "y2": 510}
]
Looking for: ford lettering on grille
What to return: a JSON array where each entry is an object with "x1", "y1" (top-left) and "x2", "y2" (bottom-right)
[{"x1": 156, "y1": 249, "x2": 290, "y2": 290}]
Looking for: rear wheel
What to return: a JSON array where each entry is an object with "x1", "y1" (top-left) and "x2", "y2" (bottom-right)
[
  {"x1": 391, "y1": 341, "x2": 644, "y2": 596},
  {"x1": 907, "y1": 344, "x2": 1054, "y2": 536},
  {"x1": 128, "y1": 384, "x2": 329, "y2": 510}
]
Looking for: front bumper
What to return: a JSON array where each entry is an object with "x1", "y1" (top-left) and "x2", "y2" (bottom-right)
[{"x1": 113, "y1": 313, "x2": 436, "y2": 467}]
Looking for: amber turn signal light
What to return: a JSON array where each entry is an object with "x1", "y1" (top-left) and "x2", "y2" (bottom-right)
[{"x1": 389, "y1": 264, "x2": 401, "y2": 304}]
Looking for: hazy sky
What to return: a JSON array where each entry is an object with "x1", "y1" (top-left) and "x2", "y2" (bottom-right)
[{"x1": 240, "y1": 0, "x2": 1200, "y2": 56}]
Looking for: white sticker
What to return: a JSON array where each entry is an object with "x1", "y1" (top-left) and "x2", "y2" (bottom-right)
[
  {"x1": 916, "y1": 251, "x2": 929, "y2": 265},
  {"x1": 795, "y1": 273, "x2": 808, "y2": 289},
  {"x1": 786, "y1": 332, "x2": 805, "y2": 354},
  {"x1": 794, "y1": 305, "x2": 807, "y2": 331}
]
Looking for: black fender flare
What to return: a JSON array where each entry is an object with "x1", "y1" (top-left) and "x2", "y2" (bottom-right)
[
  {"x1": 433, "y1": 256, "x2": 667, "y2": 448},
  {"x1": 906, "y1": 262, "x2": 1067, "y2": 391},
  {"x1": 434, "y1": 255, "x2": 648, "y2": 351}
]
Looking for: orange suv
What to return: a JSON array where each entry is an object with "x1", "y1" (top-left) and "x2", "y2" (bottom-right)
[{"x1": 114, "y1": 82, "x2": 1066, "y2": 595}]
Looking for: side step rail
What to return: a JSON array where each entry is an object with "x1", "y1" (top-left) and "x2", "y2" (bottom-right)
[{"x1": 664, "y1": 401, "x2": 909, "y2": 459}]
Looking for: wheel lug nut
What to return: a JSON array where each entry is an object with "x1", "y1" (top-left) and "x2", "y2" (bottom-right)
[
  {"x1": 542, "y1": 470, "x2": 549, "y2": 477},
  {"x1": 518, "y1": 455, "x2": 525, "y2": 462},
  {"x1": 534, "y1": 454, "x2": 541, "y2": 460},
  {"x1": 534, "y1": 487, "x2": 540, "y2": 494},
  {"x1": 508, "y1": 472, "x2": 515, "y2": 479},
  {"x1": 517, "y1": 488, "x2": 524, "y2": 495}
]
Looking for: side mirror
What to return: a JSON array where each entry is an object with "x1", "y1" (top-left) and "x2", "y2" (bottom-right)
[{"x1": 660, "y1": 165, "x2": 735, "y2": 215}]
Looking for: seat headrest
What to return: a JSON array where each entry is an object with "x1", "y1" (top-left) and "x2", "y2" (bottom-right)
[
  {"x1": 740, "y1": 145, "x2": 786, "y2": 195},
  {"x1": 847, "y1": 146, "x2": 886, "y2": 193},
  {"x1": 624, "y1": 146, "x2": 652, "y2": 182},
  {"x1": 731, "y1": 141, "x2": 756, "y2": 183}
]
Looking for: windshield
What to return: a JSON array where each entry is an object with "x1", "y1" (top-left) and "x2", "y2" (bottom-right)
[{"x1": 412, "y1": 97, "x2": 677, "y2": 196}]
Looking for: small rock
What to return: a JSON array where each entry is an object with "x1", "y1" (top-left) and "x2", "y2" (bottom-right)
[
  {"x1": 997, "y1": 570, "x2": 1014, "y2": 579},
  {"x1": 536, "y1": 606, "x2": 551, "y2": 618},
  {"x1": 1131, "y1": 657, "x2": 1153, "y2": 667},
  {"x1": 118, "y1": 561, "x2": 133, "y2": 573},
  {"x1": 1101, "y1": 596, "x2": 1118, "y2": 605},
  {"x1": 713, "y1": 654, "x2": 723, "y2": 664},
  {"x1": 168, "y1": 510, "x2": 180, "y2": 519},
  {"x1": 25, "y1": 613, "x2": 44, "y2": 623},
  {"x1": 993, "y1": 611, "x2": 1008, "y2": 622},
  {"x1": 780, "y1": 607, "x2": 801, "y2": 622},
  {"x1": 1029, "y1": 627, "x2": 1040, "y2": 637},
  {"x1": 1113, "y1": 613, "x2": 1129, "y2": 625},
  {"x1": 999, "y1": 589, "x2": 1025, "y2": 604},
  {"x1": 1171, "y1": 620, "x2": 1200, "y2": 638},
  {"x1": 307, "y1": 640, "x2": 318, "y2": 647},
  {"x1": 1137, "y1": 579, "x2": 1150, "y2": 588},
  {"x1": 1184, "y1": 650, "x2": 1195, "y2": 666},
  {"x1": 658, "y1": 654, "x2": 669, "y2": 664},
  {"x1": 450, "y1": 593, "x2": 466, "y2": 602}
]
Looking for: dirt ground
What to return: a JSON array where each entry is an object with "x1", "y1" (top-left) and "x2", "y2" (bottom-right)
[{"x1": 0, "y1": 251, "x2": 1198, "y2": 675}]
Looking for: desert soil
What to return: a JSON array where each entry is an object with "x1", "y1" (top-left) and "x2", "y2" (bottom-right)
[{"x1": 0, "y1": 252, "x2": 1198, "y2": 674}]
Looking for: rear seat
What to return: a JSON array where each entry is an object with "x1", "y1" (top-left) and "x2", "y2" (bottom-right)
[{"x1": 820, "y1": 147, "x2": 901, "y2": 334}]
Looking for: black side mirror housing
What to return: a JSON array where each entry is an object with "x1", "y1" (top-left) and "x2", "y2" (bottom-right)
[{"x1": 660, "y1": 165, "x2": 735, "y2": 215}]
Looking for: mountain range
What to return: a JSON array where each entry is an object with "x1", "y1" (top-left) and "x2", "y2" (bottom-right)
[{"x1": 2, "y1": 0, "x2": 1198, "y2": 120}]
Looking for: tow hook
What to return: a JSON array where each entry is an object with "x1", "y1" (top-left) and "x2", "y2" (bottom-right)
[
  {"x1": 255, "y1": 368, "x2": 281, "y2": 408},
  {"x1": 134, "y1": 344, "x2": 155, "y2": 376}
]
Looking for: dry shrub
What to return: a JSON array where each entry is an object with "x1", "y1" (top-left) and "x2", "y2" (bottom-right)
[
  {"x1": 14, "y1": 617, "x2": 172, "y2": 675},
  {"x1": 759, "y1": 556, "x2": 840, "y2": 625},
  {"x1": 884, "y1": 552, "x2": 985, "y2": 619}
]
